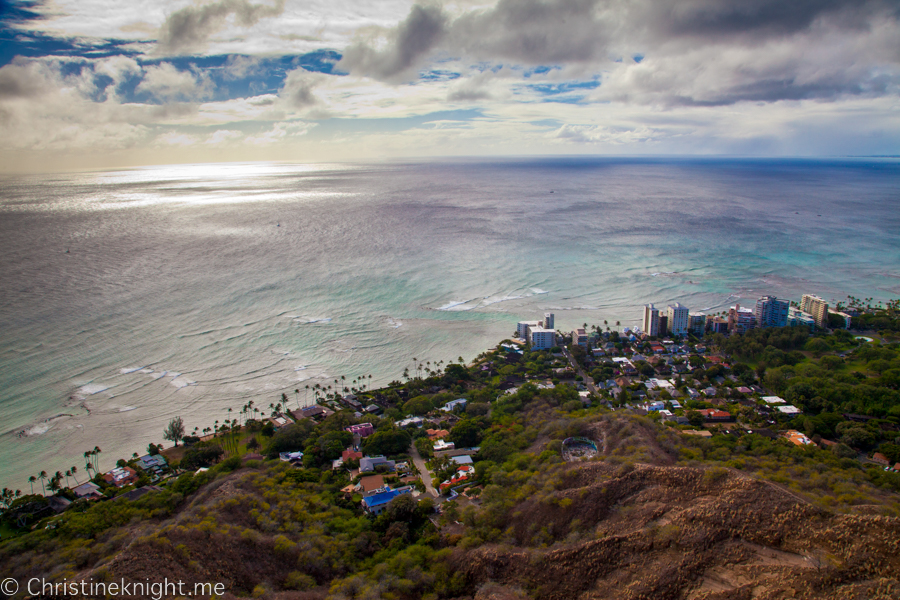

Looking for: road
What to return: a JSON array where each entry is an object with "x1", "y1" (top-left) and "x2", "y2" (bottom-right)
[
  {"x1": 409, "y1": 442, "x2": 438, "y2": 498},
  {"x1": 560, "y1": 344, "x2": 599, "y2": 396}
]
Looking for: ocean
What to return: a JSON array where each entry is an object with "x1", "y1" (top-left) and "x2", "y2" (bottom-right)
[{"x1": 1, "y1": 157, "x2": 898, "y2": 490}]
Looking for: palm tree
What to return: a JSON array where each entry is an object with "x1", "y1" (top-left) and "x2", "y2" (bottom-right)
[
  {"x1": 28, "y1": 475, "x2": 36, "y2": 495},
  {"x1": 71, "y1": 466, "x2": 79, "y2": 484},
  {"x1": 93, "y1": 446, "x2": 102, "y2": 473},
  {"x1": 39, "y1": 470, "x2": 48, "y2": 495}
]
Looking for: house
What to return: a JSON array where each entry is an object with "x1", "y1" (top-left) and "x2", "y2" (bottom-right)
[
  {"x1": 346, "y1": 423, "x2": 375, "y2": 437},
  {"x1": 702, "y1": 387, "x2": 717, "y2": 397},
  {"x1": 647, "y1": 401, "x2": 666, "y2": 412},
  {"x1": 361, "y1": 486, "x2": 412, "y2": 515},
  {"x1": 359, "y1": 456, "x2": 395, "y2": 473},
  {"x1": 279, "y1": 451, "x2": 304, "y2": 462},
  {"x1": 439, "y1": 465, "x2": 475, "y2": 492},
  {"x1": 136, "y1": 454, "x2": 168, "y2": 476},
  {"x1": 426, "y1": 428, "x2": 450, "y2": 440},
  {"x1": 872, "y1": 453, "x2": 890, "y2": 466},
  {"x1": 434, "y1": 439, "x2": 455, "y2": 451},
  {"x1": 357, "y1": 475, "x2": 387, "y2": 496},
  {"x1": 783, "y1": 430, "x2": 813, "y2": 446},
  {"x1": 762, "y1": 396, "x2": 786, "y2": 405},
  {"x1": 441, "y1": 398, "x2": 468, "y2": 412},
  {"x1": 46, "y1": 496, "x2": 72, "y2": 513},
  {"x1": 342, "y1": 449, "x2": 363, "y2": 462},
  {"x1": 115, "y1": 486, "x2": 161, "y2": 502},
  {"x1": 269, "y1": 415, "x2": 291, "y2": 428},
  {"x1": 697, "y1": 409, "x2": 733, "y2": 422},
  {"x1": 736, "y1": 386, "x2": 753, "y2": 394},
  {"x1": 451, "y1": 455, "x2": 474, "y2": 466},
  {"x1": 776, "y1": 405, "x2": 802, "y2": 416},
  {"x1": 686, "y1": 388, "x2": 700, "y2": 399},
  {"x1": 290, "y1": 405, "x2": 334, "y2": 422},
  {"x1": 343, "y1": 395, "x2": 363, "y2": 410},
  {"x1": 103, "y1": 467, "x2": 139, "y2": 488},
  {"x1": 397, "y1": 416, "x2": 424, "y2": 428}
]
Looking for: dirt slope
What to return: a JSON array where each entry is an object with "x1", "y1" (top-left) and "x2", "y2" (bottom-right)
[{"x1": 457, "y1": 462, "x2": 900, "y2": 600}]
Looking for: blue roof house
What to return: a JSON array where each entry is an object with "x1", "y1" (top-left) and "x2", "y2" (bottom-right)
[{"x1": 361, "y1": 486, "x2": 412, "y2": 515}]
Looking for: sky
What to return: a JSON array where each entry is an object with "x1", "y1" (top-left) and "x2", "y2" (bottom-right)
[{"x1": 0, "y1": 0, "x2": 898, "y2": 172}]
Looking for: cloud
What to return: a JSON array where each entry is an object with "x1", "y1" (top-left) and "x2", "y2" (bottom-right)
[
  {"x1": 553, "y1": 123, "x2": 665, "y2": 145},
  {"x1": 336, "y1": 0, "x2": 900, "y2": 107},
  {"x1": 135, "y1": 63, "x2": 212, "y2": 101},
  {"x1": 0, "y1": 60, "x2": 54, "y2": 99},
  {"x1": 245, "y1": 120, "x2": 312, "y2": 144},
  {"x1": 280, "y1": 69, "x2": 321, "y2": 108},
  {"x1": 338, "y1": 3, "x2": 448, "y2": 82},
  {"x1": 157, "y1": 0, "x2": 287, "y2": 54}
]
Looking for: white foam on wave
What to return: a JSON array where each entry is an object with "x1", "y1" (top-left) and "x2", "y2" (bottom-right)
[
  {"x1": 481, "y1": 294, "x2": 525, "y2": 306},
  {"x1": 170, "y1": 378, "x2": 195, "y2": 389},
  {"x1": 138, "y1": 368, "x2": 154, "y2": 374},
  {"x1": 118, "y1": 406, "x2": 137, "y2": 412},
  {"x1": 295, "y1": 317, "x2": 332, "y2": 324},
  {"x1": 436, "y1": 300, "x2": 475, "y2": 311},
  {"x1": 531, "y1": 288, "x2": 549, "y2": 295},
  {"x1": 151, "y1": 371, "x2": 166, "y2": 379},
  {"x1": 25, "y1": 423, "x2": 52, "y2": 436},
  {"x1": 386, "y1": 317, "x2": 403, "y2": 328},
  {"x1": 79, "y1": 383, "x2": 110, "y2": 395},
  {"x1": 119, "y1": 366, "x2": 145, "y2": 374},
  {"x1": 166, "y1": 372, "x2": 181, "y2": 379},
  {"x1": 294, "y1": 365, "x2": 310, "y2": 371}
]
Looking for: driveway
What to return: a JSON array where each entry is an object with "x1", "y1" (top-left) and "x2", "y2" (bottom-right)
[{"x1": 409, "y1": 441, "x2": 438, "y2": 498}]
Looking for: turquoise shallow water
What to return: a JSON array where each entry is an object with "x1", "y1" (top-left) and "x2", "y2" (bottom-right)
[{"x1": 1, "y1": 157, "x2": 898, "y2": 490}]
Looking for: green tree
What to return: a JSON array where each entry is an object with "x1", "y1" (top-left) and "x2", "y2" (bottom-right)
[
  {"x1": 362, "y1": 428, "x2": 412, "y2": 456},
  {"x1": 265, "y1": 420, "x2": 317, "y2": 458},
  {"x1": 449, "y1": 419, "x2": 483, "y2": 448},
  {"x1": 163, "y1": 416, "x2": 185, "y2": 447},
  {"x1": 403, "y1": 396, "x2": 433, "y2": 416}
]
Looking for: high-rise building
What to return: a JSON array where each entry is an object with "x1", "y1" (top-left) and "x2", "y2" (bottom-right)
[
  {"x1": 728, "y1": 305, "x2": 756, "y2": 334},
  {"x1": 571, "y1": 328, "x2": 588, "y2": 347},
  {"x1": 642, "y1": 304, "x2": 659, "y2": 336},
  {"x1": 800, "y1": 294, "x2": 828, "y2": 328},
  {"x1": 658, "y1": 315, "x2": 668, "y2": 336},
  {"x1": 528, "y1": 327, "x2": 557, "y2": 349},
  {"x1": 755, "y1": 296, "x2": 789, "y2": 329},
  {"x1": 667, "y1": 303, "x2": 689, "y2": 336},
  {"x1": 517, "y1": 321, "x2": 540, "y2": 338},
  {"x1": 543, "y1": 313, "x2": 555, "y2": 330},
  {"x1": 689, "y1": 313, "x2": 707, "y2": 336},
  {"x1": 789, "y1": 307, "x2": 815, "y2": 330}
]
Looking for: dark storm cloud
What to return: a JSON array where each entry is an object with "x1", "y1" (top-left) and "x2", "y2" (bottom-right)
[
  {"x1": 157, "y1": 0, "x2": 286, "y2": 54},
  {"x1": 338, "y1": 3, "x2": 447, "y2": 82},
  {"x1": 645, "y1": 0, "x2": 896, "y2": 39},
  {"x1": 339, "y1": 0, "x2": 900, "y2": 106}
]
